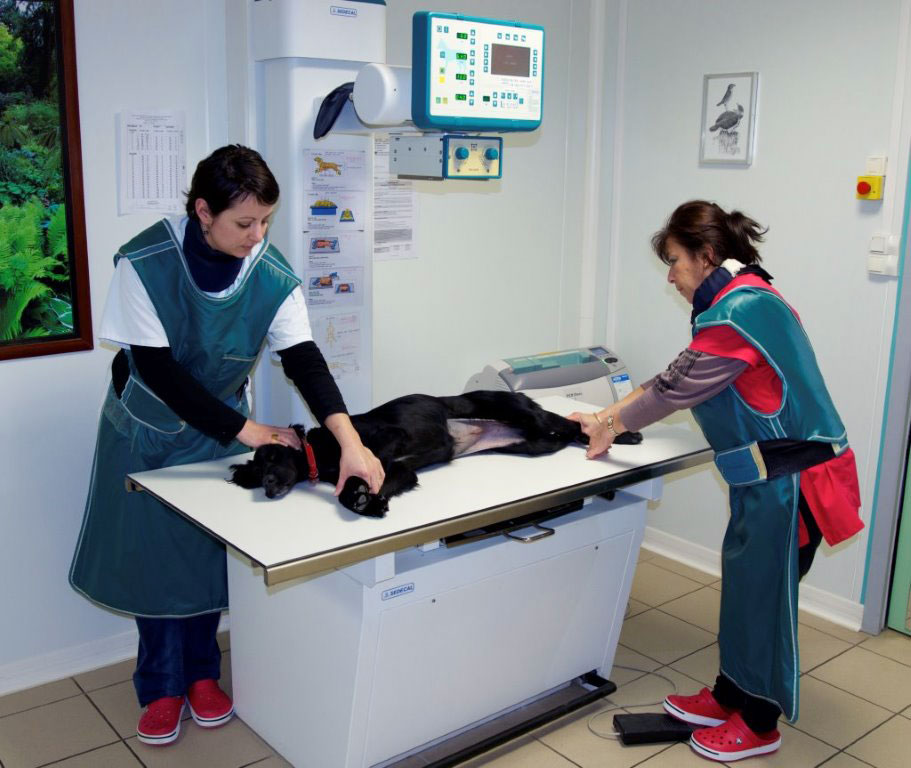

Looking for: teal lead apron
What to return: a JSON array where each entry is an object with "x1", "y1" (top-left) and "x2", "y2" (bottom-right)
[
  {"x1": 69, "y1": 219, "x2": 301, "y2": 617},
  {"x1": 690, "y1": 284, "x2": 848, "y2": 722}
]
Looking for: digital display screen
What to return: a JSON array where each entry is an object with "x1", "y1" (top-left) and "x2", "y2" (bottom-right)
[
  {"x1": 456, "y1": 52, "x2": 467, "y2": 60},
  {"x1": 456, "y1": 73, "x2": 467, "y2": 81},
  {"x1": 457, "y1": 32, "x2": 468, "y2": 39},
  {"x1": 490, "y1": 43, "x2": 530, "y2": 77},
  {"x1": 455, "y1": 94, "x2": 467, "y2": 101}
]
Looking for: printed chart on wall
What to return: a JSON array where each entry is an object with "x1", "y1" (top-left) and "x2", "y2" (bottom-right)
[
  {"x1": 373, "y1": 135, "x2": 416, "y2": 261},
  {"x1": 303, "y1": 149, "x2": 367, "y2": 383},
  {"x1": 118, "y1": 110, "x2": 187, "y2": 215}
]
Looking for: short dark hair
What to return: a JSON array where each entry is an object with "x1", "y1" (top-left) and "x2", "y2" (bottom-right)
[
  {"x1": 185, "y1": 144, "x2": 279, "y2": 219},
  {"x1": 651, "y1": 200, "x2": 767, "y2": 266}
]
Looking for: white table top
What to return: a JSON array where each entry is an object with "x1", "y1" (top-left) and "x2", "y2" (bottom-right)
[{"x1": 128, "y1": 396, "x2": 711, "y2": 584}]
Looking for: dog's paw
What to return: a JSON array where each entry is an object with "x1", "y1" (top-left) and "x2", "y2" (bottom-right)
[
  {"x1": 339, "y1": 476, "x2": 370, "y2": 512},
  {"x1": 615, "y1": 430, "x2": 644, "y2": 445},
  {"x1": 339, "y1": 477, "x2": 388, "y2": 518},
  {"x1": 361, "y1": 494, "x2": 389, "y2": 518}
]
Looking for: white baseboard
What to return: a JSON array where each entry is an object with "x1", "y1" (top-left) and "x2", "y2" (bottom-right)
[
  {"x1": 0, "y1": 615, "x2": 230, "y2": 697},
  {"x1": 641, "y1": 527, "x2": 863, "y2": 631},
  {"x1": 796, "y1": 582, "x2": 864, "y2": 631},
  {"x1": 0, "y1": 630, "x2": 138, "y2": 697},
  {"x1": 642, "y1": 525, "x2": 722, "y2": 578}
]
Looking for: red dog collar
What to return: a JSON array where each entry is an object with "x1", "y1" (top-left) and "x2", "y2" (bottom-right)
[{"x1": 303, "y1": 440, "x2": 319, "y2": 484}]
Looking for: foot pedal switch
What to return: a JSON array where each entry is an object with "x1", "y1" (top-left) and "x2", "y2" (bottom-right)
[{"x1": 613, "y1": 713, "x2": 695, "y2": 745}]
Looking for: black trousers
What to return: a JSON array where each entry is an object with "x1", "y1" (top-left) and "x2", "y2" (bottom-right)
[
  {"x1": 711, "y1": 492, "x2": 823, "y2": 733},
  {"x1": 133, "y1": 612, "x2": 222, "y2": 706}
]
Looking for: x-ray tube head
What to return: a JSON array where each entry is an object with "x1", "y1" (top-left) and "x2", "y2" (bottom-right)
[{"x1": 353, "y1": 64, "x2": 413, "y2": 126}]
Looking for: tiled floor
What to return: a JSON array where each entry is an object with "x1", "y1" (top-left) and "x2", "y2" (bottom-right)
[{"x1": 2, "y1": 549, "x2": 910, "y2": 767}]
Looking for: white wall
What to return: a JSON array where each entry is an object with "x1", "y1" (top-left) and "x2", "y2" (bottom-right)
[
  {"x1": 3, "y1": 0, "x2": 906, "y2": 694},
  {"x1": 0, "y1": 0, "x2": 230, "y2": 694},
  {"x1": 0, "y1": 0, "x2": 593, "y2": 693},
  {"x1": 604, "y1": 0, "x2": 909, "y2": 621},
  {"x1": 375, "y1": 0, "x2": 598, "y2": 401}
]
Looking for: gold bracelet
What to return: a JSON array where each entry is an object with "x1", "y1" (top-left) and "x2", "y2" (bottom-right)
[{"x1": 606, "y1": 413, "x2": 619, "y2": 437}]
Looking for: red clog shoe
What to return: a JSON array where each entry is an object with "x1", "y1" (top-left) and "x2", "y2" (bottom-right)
[
  {"x1": 187, "y1": 679, "x2": 234, "y2": 728},
  {"x1": 136, "y1": 695, "x2": 185, "y2": 746},
  {"x1": 689, "y1": 712, "x2": 781, "y2": 762},
  {"x1": 664, "y1": 687, "x2": 737, "y2": 727}
]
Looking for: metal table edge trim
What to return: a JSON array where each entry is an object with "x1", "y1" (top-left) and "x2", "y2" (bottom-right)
[{"x1": 128, "y1": 447, "x2": 712, "y2": 587}]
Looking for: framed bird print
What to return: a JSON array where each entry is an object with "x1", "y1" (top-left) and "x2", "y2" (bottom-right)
[{"x1": 699, "y1": 72, "x2": 758, "y2": 166}]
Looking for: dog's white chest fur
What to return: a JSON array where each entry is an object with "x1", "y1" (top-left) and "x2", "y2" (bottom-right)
[{"x1": 447, "y1": 419, "x2": 525, "y2": 457}]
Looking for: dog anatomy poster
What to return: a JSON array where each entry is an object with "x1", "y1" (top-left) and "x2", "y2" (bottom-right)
[
  {"x1": 303, "y1": 149, "x2": 367, "y2": 231},
  {"x1": 310, "y1": 312, "x2": 361, "y2": 382}
]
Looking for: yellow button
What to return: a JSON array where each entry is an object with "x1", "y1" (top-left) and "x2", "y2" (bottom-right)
[
  {"x1": 439, "y1": 76, "x2": 445, "y2": 84},
  {"x1": 856, "y1": 175, "x2": 884, "y2": 200}
]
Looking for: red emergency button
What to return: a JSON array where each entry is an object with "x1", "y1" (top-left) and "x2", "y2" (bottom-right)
[{"x1": 857, "y1": 180, "x2": 872, "y2": 195}]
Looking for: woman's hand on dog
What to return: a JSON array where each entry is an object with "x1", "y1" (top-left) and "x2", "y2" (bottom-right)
[
  {"x1": 336, "y1": 443, "x2": 385, "y2": 497},
  {"x1": 567, "y1": 411, "x2": 616, "y2": 459},
  {"x1": 236, "y1": 420, "x2": 303, "y2": 451},
  {"x1": 324, "y1": 412, "x2": 385, "y2": 495}
]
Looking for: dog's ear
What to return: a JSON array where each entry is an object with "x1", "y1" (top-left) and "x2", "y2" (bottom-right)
[
  {"x1": 229, "y1": 459, "x2": 264, "y2": 488},
  {"x1": 290, "y1": 424, "x2": 308, "y2": 443}
]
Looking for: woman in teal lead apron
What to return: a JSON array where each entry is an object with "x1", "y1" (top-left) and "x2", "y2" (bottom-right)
[
  {"x1": 571, "y1": 201, "x2": 862, "y2": 763},
  {"x1": 69, "y1": 146, "x2": 384, "y2": 747}
]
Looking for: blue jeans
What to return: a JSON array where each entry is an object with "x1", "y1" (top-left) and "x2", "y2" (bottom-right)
[{"x1": 133, "y1": 612, "x2": 222, "y2": 706}]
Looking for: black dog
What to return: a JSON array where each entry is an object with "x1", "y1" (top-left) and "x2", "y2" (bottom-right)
[{"x1": 230, "y1": 390, "x2": 642, "y2": 517}]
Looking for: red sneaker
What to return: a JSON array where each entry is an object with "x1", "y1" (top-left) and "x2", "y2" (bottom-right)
[
  {"x1": 689, "y1": 712, "x2": 781, "y2": 762},
  {"x1": 664, "y1": 687, "x2": 737, "y2": 727},
  {"x1": 187, "y1": 679, "x2": 234, "y2": 728},
  {"x1": 136, "y1": 695, "x2": 185, "y2": 745}
]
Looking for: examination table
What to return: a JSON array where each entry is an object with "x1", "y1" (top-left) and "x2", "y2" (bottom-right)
[{"x1": 126, "y1": 396, "x2": 711, "y2": 767}]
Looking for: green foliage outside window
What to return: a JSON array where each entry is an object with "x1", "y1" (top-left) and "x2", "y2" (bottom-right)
[{"x1": 0, "y1": 1, "x2": 72, "y2": 344}]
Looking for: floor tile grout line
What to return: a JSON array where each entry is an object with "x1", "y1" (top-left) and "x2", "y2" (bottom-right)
[
  {"x1": 800, "y1": 643, "x2": 862, "y2": 676},
  {"x1": 640, "y1": 554, "x2": 719, "y2": 580},
  {"x1": 827, "y1": 748, "x2": 878, "y2": 767},
  {"x1": 835, "y1": 711, "x2": 907, "y2": 757},
  {"x1": 850, "y1": 641, "x2": 911, "y2": 669},
  {"x1": 653, "y1": 605, "x2": 718, "y2": 636},
  {"x1": 0, "y1": 689, "x2": 85, "y2": 721},
  {"x1": 239, "y1": 757, "x2": 279, "y2": 768},
  {"x1": 784, "y1": 708, "x2": 890, "y2": 754},
  {"x1": 618, "y1": 631, "x2": 719, "y2": 670},
  {"x1": 70, "y1": 673, "x2": 88, "y2": 695},
  {"x1": 76, "y1": 675, "x2": 136, "y2": 696},
  {"x1": 627, "y1": 740, "x2": 683, "y2": 767},
  {"x1": 632, "y1": 579, "x2": 708, "y2": 610},
  {"x1": 534, "y1": 736, "x2": 585, "y2": 767},
  {"x1": 33, "y1": 733, "x2": 123, "y2": 768},
  {"x1": 80, "y1": 688, "x2": 133, "y2": 755},
  {"x1": 804, "y1": 666, "x2": 911, "y2": 714}
]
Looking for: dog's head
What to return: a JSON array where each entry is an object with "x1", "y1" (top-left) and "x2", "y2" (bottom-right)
[{"x1": 230, "y1": 430, "x2": 310, "y2": 499}]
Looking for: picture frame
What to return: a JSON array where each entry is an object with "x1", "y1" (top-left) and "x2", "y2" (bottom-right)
[
  {"x1": 699, "y1": 72, "x2": 758, "y2": 167},
  {"x1": 0, "y1": 0, "x2": 92, "y2": 361}
]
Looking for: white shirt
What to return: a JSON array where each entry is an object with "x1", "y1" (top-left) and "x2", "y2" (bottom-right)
[{"x1": 99, "y1": 217, "x2": 313, "y2": 356}]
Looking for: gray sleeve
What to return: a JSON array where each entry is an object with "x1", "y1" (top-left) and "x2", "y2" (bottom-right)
[{"x1": 620, "y1": 350, "x2": 748, "y2": 432}]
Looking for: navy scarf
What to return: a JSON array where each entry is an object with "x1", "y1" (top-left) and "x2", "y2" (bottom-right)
[
  {"x1": 183, "y1": 217, "x2": 244, "y2": 292},
  {"x1": 691, "y1": 263, "x2": 774, "y2": 325}
]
